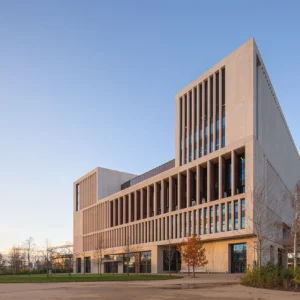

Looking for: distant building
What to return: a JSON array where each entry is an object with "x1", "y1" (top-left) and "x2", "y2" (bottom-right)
[{"x1": 73, "y1": 38, "x2": 300, "y2": 274}]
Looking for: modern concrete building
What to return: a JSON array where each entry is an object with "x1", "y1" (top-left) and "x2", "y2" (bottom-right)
[{"x1": 73, "y1": 38, "x2": 300, "y2": 274}]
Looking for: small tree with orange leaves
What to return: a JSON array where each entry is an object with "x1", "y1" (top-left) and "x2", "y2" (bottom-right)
[{"x1": 177, "y1": 234, "x2": 208, "y2": 278}]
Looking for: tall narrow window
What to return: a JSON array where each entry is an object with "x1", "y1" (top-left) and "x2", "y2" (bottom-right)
[
  {"x1": 184, "y1": 94, "x2": 187, "y2": 164},
  {"x1": 171, "y1": 216, "x2": 173, "y2": 239},
  {"x1": 184, "y1": 212, "x2": 187, "y2": 237},
  {"x1": 227, "y1": 202, "x2": 232, "y2": 231},
  {"x1": 199, "y1": 127, "x2": 203, "y2": 157},
  {"x1": 210, "y1": 206, "x2": 213, "y2": 233},
  {"x1": 189, "y1": 211, "x2": 192, "y2": 235},
  {"x1": 180, "y1": 97, "x2": 182, "y2": 166},
  {"x1": 202, "y1": 168, "x2": 207, "y2": 203},
  {"x1": 241, "y1": 199, "x2": 246, "y2": 229},
  {"x1": 155, "y1": 219, "x2": 158, "y2": 241},
  {"x1": 194, "y1": 87, "x2": 197, "y2": 160},
  {"x1": 76, "y1": 183, "x2": 80, "y2": 211},
  {"x1": 215, "y1": 205, "x2": 219, "y2": 233},
  {"x1": 234, "y1": 200, "x2": 238, "y2": 230},
  {"x1": 221, "y1": 68, "x2": 226, "y2": 148},
  {"x1": 204, "y1": 208, "x2": 208, "y2": 234},
  {"x1": 167, "y1": 216, "x2": 169, "y2": 240},
  {"x1": 199, "y1": 208, "x2": 202, "y2": 235},
  {"x1": 224, "y1": 159, "x2": 232, "y2": 197},
  {"x1": 215, "y1": 72, "x2": 220, "y2": 151},
  {"x1": 179, "y1": 214, "x2": 182, "y2": 238},
  {"x1": 237, "y1": 153, "x2": 245, "y2": 194},
  {"x1": 214, "y1": 164, "x2": 219, "y2": 200},
  {"x1": 221, "y1": 203, "x2": 225, "y2": 232},
  {"x1": 193, "y1": 210, "x2": 196, "y2": 234},
  {"x1": 209, "y1": 76, "x2": 214, "y2": 153},
  {"x1": 175, "y1": 214, "x2": 178, "y2": 238},
  {"x1": 199, "y1": 84, "x2": 203, "y2": 158}
]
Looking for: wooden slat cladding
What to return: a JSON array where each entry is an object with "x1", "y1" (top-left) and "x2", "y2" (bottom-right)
[{"x1": 80, "y1": 172, "x2": 97, "y2": 209}]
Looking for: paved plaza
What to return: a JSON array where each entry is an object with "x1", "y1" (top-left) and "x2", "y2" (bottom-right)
[{"x1": 0, "y1": 274, "x2": 299, "y2": 300}]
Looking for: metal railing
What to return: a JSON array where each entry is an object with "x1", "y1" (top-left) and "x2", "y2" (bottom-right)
[{"x1": 121, "y1": 159, "x2": 175, "y2": 190}]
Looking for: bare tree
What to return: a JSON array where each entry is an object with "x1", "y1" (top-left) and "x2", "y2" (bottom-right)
[
  {"x1": 41, "y1": 239, "x2": 53, "y2": 276},
  {"x1": 92, "y1": 234, "x2": 105, "y2": 275},
  {"x1": 0, "y1": 252, "x2": 6, "y2": 273},
  {"x1": 60, "y1": 243, "x2": 74, "y2": 276},
  {"x1": 131, "y1": 244, "x2": 142, "y2": 275},
  {"x1": 164, "y1": 240, "x2": 176, "y2": 277},
  {"x1": 248, "y1": 179, "x2": 286, "y2": 267},
  {"x1": 284, "y1": 181, "x2": 300, "y2": 270},
  {"x1": 8, "y1": 246, "x2": 24, "y2": 275},
  {"x1": 23, "y1": 237, "x2": 35, "y2": 275}
]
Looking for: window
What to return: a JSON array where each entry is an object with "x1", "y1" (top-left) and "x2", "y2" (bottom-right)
[
  {"x1": 214, "y1": 164, "x2": 219, "y2": 200},
  {"x1": 175, "y1": 214, "x2": 178, "y2": 238},
  {"x1": 224, "y1": 159, "x2": 232, "y2": 197},
  {"x1": 216, "y1": 136, "x2": 220, "y2": 151},
  {"x1": 231, "y1": 243, "x2": 246, "y2": 273},
  {"x1": 165, "y1": 217, "x2": 169, "y2": 239},
  {"x1": 76, "y1": 183, "x2": 80, "y2": 211},
  {"x1": 155, "y1": 219, "x2": 158, "y2": 241},
  {"x1": 227, "y1": 202, "x2": 232, "y2": 231},
  {"x1": 184, "y1": 212, "x2": 187, "y2": 237},
  {"x1": 221, "y1": 68, "x2": 225, "y2": 148},
  {"x1": 199, "y1": 209, "x2": 202, "y2": 235},
  {"x1": 241, "y1": 199, "x2": 246, "y2": 229},
  {"x1": 76, "y1": 258, "x2": 81, "y2": 273},
  {"x1": 202, "y1": 168, "x2": 207, "y2": 203},
  {"x1": 179, "y1": 214, "x2": 182, "y2": 238},
  {"x1": 171, "y1": 216, "x2": 173, "y2": 239},
  {"x1": 84, "y1": 257, "x2": 91, "y2": 273},
  {"x1": 124, "y1": 253, "x2": 136, "y2": 274},
  {"x1": 189, "y1": 211, "x2": 192, "y2": 235},
  {"x1": 215, "y1": 205, "x2": 219, "y2": 233},
  {"x1": 194, "y1": 87, "x2": 197, "y2": 133},
  {"x1": 237, "y1": 153, "x2": 245, "y2": 194},
  {"x1": 193, "y1": 210, "x2": 196, "y2": 234},
  {"x1": 210, "y1": 206, "x2": 213, "y2": 233},
  {"x1": 221, "y1": 203, "x2": 225, "y2": 232},
  {"x1": 234, "y1": 200, "x2": 238, "y2": 230},
  {"x1": 140, "y1": 251, "x2": 151, "y2": 273},
  {"x1": 180, "y1": 97, "x2": 182, "y2": 166},
  {"x1": 204, "y1": 208, "x2": 208, "y2": 234}
]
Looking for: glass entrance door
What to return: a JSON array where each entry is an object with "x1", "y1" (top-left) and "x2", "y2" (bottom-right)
[{"x1": 231, "y1": 243, "x2": 246, "y2": 273}]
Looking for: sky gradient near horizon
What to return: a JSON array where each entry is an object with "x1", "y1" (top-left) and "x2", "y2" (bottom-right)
[{"x1": 1, "y1": 0, "x2": 300, "y2": 253}]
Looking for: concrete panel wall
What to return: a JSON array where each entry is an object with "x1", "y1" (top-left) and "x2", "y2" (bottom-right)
[
  {"x1": 254, "y1": 45, "x2": 300, "y2": 191},
  {"x1": 97, "y1": 167, "x2": 136, "y2": 200}
]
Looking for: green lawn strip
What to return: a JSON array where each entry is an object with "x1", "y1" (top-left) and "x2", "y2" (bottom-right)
[{"x1": 0, "y1": 274, "x2": 183, "y2": 283}]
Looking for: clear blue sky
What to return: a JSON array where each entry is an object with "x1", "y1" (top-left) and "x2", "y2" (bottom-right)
[{"x1": 1, "y1": 0, "x2": 299, "y2": 252}]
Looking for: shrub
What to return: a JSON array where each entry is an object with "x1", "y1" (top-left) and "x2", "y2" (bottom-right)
[{"x1": 241, "y1": 262, "x2": 300, "y2": 291}]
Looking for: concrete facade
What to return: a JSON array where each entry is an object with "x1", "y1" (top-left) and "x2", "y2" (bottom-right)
[{"x1": 73, "y1": 38, "x2": 300, "y2": 274}]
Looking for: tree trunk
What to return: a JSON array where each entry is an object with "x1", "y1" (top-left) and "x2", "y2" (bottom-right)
[
  {"x1": 294, "y1": 232, "x2": 297, "y2": 270},
  {"x1": 188, "y1": 264, "x2": 190, "y2": 276},
  {"x1": 193, "y1": 265, "x2": 195, "y2": 278}
]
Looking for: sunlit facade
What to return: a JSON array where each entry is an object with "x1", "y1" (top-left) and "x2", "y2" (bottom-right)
[{"x1": 73, "y1": 38, "x2": 300, "y2": 274}]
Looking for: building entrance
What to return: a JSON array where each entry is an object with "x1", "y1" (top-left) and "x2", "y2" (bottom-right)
[{"x1": 231, "y1": 243, "x2": 247, "y2": 273}]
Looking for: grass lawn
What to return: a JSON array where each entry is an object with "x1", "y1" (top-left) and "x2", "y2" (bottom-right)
[{"x1": 0, "y1": 274, "x2": 183, "y2": 283}]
